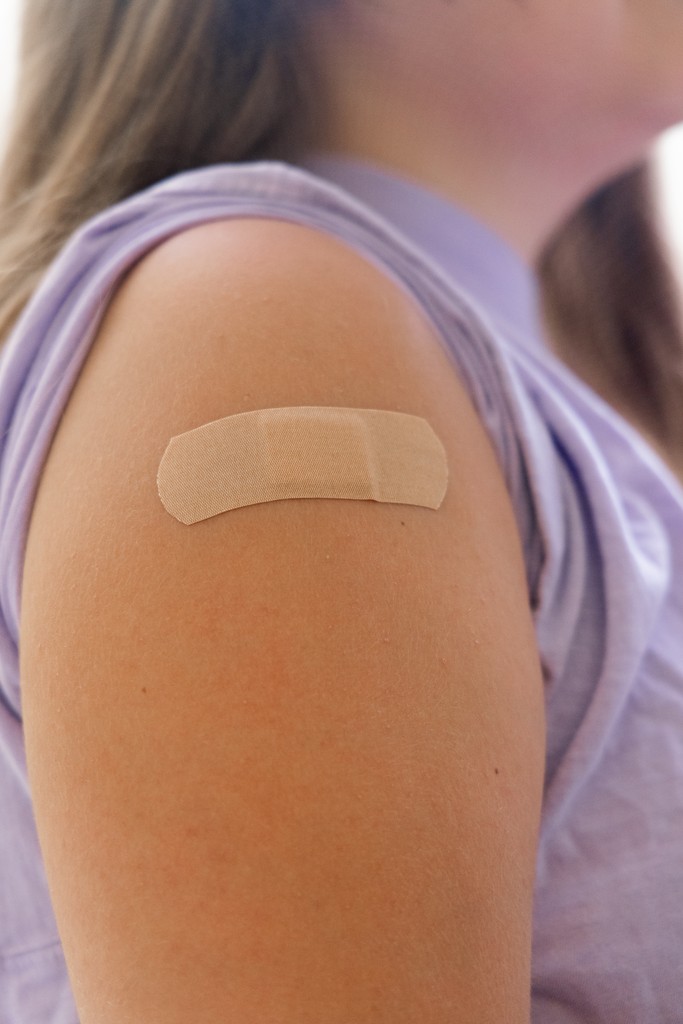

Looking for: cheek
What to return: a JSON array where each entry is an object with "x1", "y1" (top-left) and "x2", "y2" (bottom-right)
[
  {"x1": 620, "y1": 10, "x2": 683, "y2": 127},
  {"x1": 472, "y1": 4, "x2": 622, "y2": 106},
  {"x1": 505, "y1": 2, "x2": 683, "y2": 134}
]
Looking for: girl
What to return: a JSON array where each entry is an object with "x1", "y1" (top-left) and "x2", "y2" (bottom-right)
[{"x1": 1, "y1": 2, "x2": 683, "y2": 1021}]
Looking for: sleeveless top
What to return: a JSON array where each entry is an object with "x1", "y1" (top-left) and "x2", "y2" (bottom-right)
[{"x1": 1, "y1": 158, "x2": 682, "y2": 1023}]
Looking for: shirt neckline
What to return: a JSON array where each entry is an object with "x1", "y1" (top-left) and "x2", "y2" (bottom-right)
[{"x1": 301, "y1": 153, "x2": 546, "y2": 352}]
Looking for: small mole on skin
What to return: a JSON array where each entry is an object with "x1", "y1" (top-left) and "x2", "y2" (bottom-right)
[
  {"x1": 494, "y1": 768, "x2": 500, "y2": 775},
  {"x1": 141, "y1": 687, "x2": 148, "y2": 695}
]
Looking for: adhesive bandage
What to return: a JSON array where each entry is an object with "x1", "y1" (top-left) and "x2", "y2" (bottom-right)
[{"x1": 157, "y1": 406, "x2": 448, "y2": 525}]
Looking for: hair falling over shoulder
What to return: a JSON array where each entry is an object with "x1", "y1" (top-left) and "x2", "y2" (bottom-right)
[
  {"x1": 540, "y1": 168, "x2": 683, "y2": 447},
  {"x1": 0, "y1": 0, "x2": 316, "y2": 340},
  {"x1": 0, "y1": 0, "x2": 682, "y2": 445}
]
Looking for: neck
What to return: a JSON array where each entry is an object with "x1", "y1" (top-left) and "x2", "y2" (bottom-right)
[{"x1": 306, "y1": 35, "x2": 642, "y2": 265}]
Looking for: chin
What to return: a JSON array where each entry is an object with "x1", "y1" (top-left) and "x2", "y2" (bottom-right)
[{"x1": 626, "y1": 77, "x2": 683, "y2": 137}]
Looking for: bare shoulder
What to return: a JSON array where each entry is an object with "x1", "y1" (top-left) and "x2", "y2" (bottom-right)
[
  {"x1": 22, "y1": 215, "x2": 545, "y2": 1023},
  {"x1": 84, "y1": 214, "x2": 456, "y2": 423}
]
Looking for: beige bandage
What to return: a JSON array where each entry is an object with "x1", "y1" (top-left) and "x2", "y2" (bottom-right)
[{"x1": 157, "y1": 406, "x2": 448, "y2": 525}]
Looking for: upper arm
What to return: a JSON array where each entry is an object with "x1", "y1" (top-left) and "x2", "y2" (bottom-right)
[{"x1": 21, "y1": 218, "x2": 545, "y2": 1024}]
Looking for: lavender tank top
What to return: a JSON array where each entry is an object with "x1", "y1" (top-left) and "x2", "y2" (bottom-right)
[{"x1": 1, "y1": 158, "x2": 681, "y2": 1023}]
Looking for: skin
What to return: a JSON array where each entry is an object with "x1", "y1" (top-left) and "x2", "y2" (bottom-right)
[
  {"x1": 306, "y1": 0, "x2": 683, "y2": 260},
  {"x1": 24, "y1": 221, "x2": 546, "y2": 1023},
  {"x1": 20, "y1": 2, "x2": 683, "y2": 1021}
]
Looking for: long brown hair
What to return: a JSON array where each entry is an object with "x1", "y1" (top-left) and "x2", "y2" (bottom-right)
[
  {"x1": 1, "y1": 0, "x2": 682, "y2": 446},
  {"x1": 540, "y1": 167, "x2": 683, "y2": 447},
  {"x1": 0, "y1": 0, "x2": 314, "y2": 338}
]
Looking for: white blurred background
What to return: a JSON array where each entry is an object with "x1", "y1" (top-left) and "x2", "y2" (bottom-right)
[
  {"x1": 0, "y1": 0, "x2": 21, "y2": 132},
  {"x1": 659, "y1": 127, "x2": 683, "y2": 279},
  {"x1": 1, "y1": 0, "x2": 683, "y2": 276}
]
